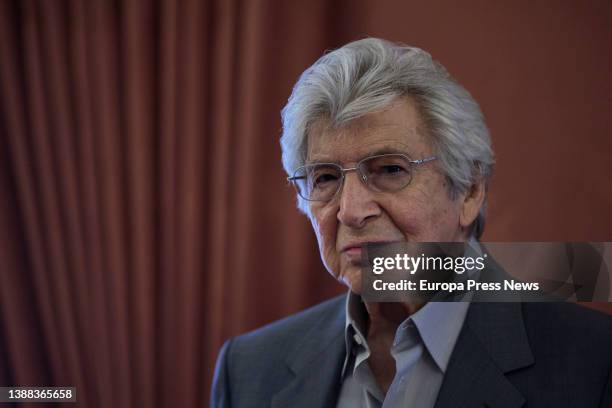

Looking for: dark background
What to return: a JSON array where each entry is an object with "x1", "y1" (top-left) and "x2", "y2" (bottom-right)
[{"x1": 0, "y1": 0, "x2": 611, "y2": 407}]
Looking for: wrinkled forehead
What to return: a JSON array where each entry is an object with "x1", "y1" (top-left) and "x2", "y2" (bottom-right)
[{"x1": 305, "y1": 98, "x2": 433, "y2": 164}]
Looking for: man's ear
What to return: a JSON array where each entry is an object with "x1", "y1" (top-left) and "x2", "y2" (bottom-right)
[{"x1": 459, "y1": 178, "x2": 486, "y2": 229}]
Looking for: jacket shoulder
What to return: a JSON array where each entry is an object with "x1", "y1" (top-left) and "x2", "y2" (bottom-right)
[
  {"x1": 521, "y1": 301, "x2": 612, "y2": 343},
  {"x1": 213, "y1": 295, "x2": 346, "y2": 407},
  {"x1": 518, "y1": 302, "x2": 612, "y2": 405},
  {"x1": 231, "y1": 294, "x2": 345, "y2": 353}
]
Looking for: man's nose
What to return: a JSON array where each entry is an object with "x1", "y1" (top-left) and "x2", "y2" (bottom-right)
[{"x1": 336, "y1": 171, "x2": 381, "y2": 228}]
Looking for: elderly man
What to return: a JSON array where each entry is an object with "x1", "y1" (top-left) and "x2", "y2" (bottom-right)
[{"x1": 211, "y1": 38, "x2": 612, "y2": 407}]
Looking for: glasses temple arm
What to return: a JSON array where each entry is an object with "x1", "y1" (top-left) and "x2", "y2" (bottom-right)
[{"x1": 411, "y1": 156, "x2": 437, "y2": 165}]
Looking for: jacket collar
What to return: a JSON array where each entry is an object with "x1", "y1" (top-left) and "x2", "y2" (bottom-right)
[
  {"x1": 271, "y1": 295, "x2": 346, "y2": 408},
  {"x1": 434, "y1": 250, "x2": 535, "y2": 408},
  {"x1": 434, "y1": 301, "x2": 534, "y2": 408}
]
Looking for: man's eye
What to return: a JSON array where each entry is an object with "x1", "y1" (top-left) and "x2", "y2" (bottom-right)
[
  {"x1": 381, "y1": 165, "x2": 407, "y2": 174},
  {"x1": 314, "y1": 173, "x2": 338, "y2": 185}
]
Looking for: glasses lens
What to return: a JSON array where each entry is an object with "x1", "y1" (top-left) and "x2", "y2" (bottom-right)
[
  {"x1": 293, "y1": 164, "x2": 342, "y2": 201},
  {"x1": 361, "y1": 154, "x2": 413, "y2": 192}
]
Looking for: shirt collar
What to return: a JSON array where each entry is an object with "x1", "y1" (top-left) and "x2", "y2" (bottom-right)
[
  {"x1": 419, "y1": 237, "x2": 478, "y2": 371},
  {"x1": 342, "y1": 291, "x2": 370, "y2": 378},
  {"x1": 410, "y1": 299, "x2": 470, "y2": 372}
]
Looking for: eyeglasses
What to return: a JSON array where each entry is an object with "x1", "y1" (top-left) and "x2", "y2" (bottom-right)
[{"x1": 287, "y1": 153, "x2": 437, "y2": 202}]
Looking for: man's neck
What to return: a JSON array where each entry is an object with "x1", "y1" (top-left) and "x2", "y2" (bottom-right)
[
  {"x1": 360, "y1": 300, "x2": 425, "y2": 393},
  {"x1": 363, "y1": 300, "x2": 425, "y2": 337}
]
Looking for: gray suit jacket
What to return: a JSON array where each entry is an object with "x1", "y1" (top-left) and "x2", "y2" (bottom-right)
[{"x1": 211, "y1": 296, "x2": 612, "y2": 407}]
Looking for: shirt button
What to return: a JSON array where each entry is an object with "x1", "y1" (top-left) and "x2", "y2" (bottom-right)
[{"x1": 353, "y1": 334, "x2": 363, "y2": 345}]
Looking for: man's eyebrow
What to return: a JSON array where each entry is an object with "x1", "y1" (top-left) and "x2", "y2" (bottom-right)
[
  {"x1": 304, "y1": 156, "x2": 335, "y2": 164},
  {"x1": 367, "y1": 147, "x2": 412, "y2": 156},
  {"x1": 306, "y1": 147, "x2": 415, "y2": 164}
]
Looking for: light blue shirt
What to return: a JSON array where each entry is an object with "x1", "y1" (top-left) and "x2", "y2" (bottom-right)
[
  {"x1": 336, "y1": 292, "x2": 470, "y2": 407},
  {"x1": 337, "y1": 240, "x2": 482, "y2": 407}
]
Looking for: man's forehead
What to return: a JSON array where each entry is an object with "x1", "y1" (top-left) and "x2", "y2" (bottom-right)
[
  {"x1": 306, "y1": 117, "x2": 430, "y2": 163},
  {"x1": 305, "y1": 97, "x2": 431, "y2": 162}
]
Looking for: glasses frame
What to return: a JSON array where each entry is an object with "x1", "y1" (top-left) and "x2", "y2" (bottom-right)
[{"x1": 287, "y1": 153, "x2": 438, "y2": 202}]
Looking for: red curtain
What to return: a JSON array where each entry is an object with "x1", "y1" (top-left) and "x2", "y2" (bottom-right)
[{"x1": 1, "y1": 1, "x2": 611, "y2": 407}]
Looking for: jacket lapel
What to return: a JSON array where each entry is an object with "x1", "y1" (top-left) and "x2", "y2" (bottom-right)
[
  {"x1": 435, "y1": 302, "x2": 534, "y2": 408},
  {"x1": 271, "y1": 297, "x2": 346, "y2": 408}
]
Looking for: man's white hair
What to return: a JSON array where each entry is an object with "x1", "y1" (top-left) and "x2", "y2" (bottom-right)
[{"x1": 280, "y1": 38, "x2": 494, "y2": 238}]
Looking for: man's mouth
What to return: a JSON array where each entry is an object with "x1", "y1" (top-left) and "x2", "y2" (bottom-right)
[
  {"x1": 340, "y1": 240, "x2": 396, "y2": 253},
  {"x1": 343, "y1": 246, "x2": 363, "y2": 256}
]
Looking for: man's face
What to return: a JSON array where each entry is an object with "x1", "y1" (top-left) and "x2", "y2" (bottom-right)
[{"x1": 306, "y1": 97, "x2": 477, "y2": 293}]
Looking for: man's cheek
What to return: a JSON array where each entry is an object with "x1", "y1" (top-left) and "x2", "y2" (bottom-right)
[
  {"x1": 392, "y1": 210, "x2": 420, "y2": 238},
  {"x1": 314, "y1": 224, "x2": 333, "y2": 256},
  {"x1": 308, "y1": 214, "x2": 324, "y2": 243},
  {"x1": 315, "y1": 215, "x2": 336, "y2": 248}
]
